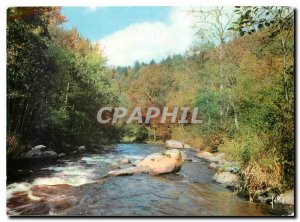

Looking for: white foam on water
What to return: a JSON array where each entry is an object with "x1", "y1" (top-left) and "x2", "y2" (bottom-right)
[
  {"x1": 82, "y1": 154, "x2": 118, "y2": 164},
  {"x1": 34, "y1": 175, "x2": 92, "y2": 186},
  {"x1": 27, "y1": 190, "x2": 41, "y2": 201},
  {"x1": 43, "y1": 165, "x2": 95, "y2": 176},
  {"x1": 38, "y1": 164, "x2": 98, "y2": 186},
  {"x1": 7, "y1": 160, "x2": 99, "y2": 201},
  {"x1": 6, "y1": 182, "x2": 32, "y2": 200},
  {"x1": 7, "y1": 174, "x2": 93, "y2": 202},
  {"x1": 7, "y1": 153, "x2": 140, "y2": 202}
]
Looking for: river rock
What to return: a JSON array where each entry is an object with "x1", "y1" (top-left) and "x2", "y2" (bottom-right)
[
  {"x1": 78, "y1": 146, "x2": 86, "y2": 152},
  {"x1": 209, "y1": 162, "x2": 218, "y2": 170},
  {"x1": 24, "y1": 148, "x2": 57, "y2": 160},
  {"x1": 137, "y1": 149, "x2": 183, "y2": 175},
  {"x1": 213, "y1": 171, "x2": 240, "y2": 188},
  {"x1": 267, "y1": 203, "x2": 294, "y2": 216},
  {"x1": 108, "y1": 149, "x2": 183, "y2": 176},
  {"x1": 166, "y1": 140, "x2": 191, "y2": 149},
  {"x1": 33, "y1": 145, "x2": 47, "y2": 151},
  {"x1": 166, "y1": 140, "x2": 184, "y2": 148},
  {"x1": 276, "y1": 190, "x2": 294, "y2": 206},
  {"x1": 196, "y1": 151, "x2": 225, "y2": 162}
]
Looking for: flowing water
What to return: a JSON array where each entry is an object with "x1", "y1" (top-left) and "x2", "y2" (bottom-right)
[{"x1": 7, "y1": 143, "x2": 270, "y2": 216}]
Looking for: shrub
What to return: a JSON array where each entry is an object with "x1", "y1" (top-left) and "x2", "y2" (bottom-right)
[
  {"x1": 7, "y1": 134, "x2": 25, "y2": 158},
  {"x1": 242, "y1": 159, "x2": 282, "y2": 196},
  {"x1": 219, "y1": 130, "x2": 262, "y2": 164},
  {"x1": 220, "y1": 129, "x2": 283, "y2": 194},
  {"x1": 203, "y1": 134, "x2": 223, "y2": 153},
  {"x1": 171, "y1": 125, "x2": 204, "y2": 148}
]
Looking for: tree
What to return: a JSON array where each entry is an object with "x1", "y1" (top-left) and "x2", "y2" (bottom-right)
[
  {"x1": 7, "y1": 7, "x2": 120, "y2": 156},
  {"x1": 7, "y1": 7, "x2": 65, "y2": 152},
  {"x1": 190, "y1": 7, "x2": 239, "y2": 129},
  {"x1": 233, "y1": 6, "x2": 295, "y2": 186}
]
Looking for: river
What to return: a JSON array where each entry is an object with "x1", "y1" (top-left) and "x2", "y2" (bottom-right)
[{"x1": 7, "y1": 143, "x2": 270, "y2": 216}]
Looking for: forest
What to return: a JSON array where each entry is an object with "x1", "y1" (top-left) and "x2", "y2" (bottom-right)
[{"x1": 7, "y1": 6, "x2": 294, "y2": 199}]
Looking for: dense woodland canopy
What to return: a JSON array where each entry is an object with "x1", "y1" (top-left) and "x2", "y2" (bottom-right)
[{"x1": 7, "y1": 7, "x2": 294, "y2": 195}]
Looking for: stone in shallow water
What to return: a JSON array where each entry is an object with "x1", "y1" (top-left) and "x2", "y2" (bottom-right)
[
  {"x1": 137, "y1": 149, "x2": 183, "y2": 175},
  {"x1": 196, "y1": 151, "x2": 225, "y2": 162},
  {"x1": 166, "y1": 140, "x2": 192, "y2": 149},
  {"x1": 213, "y1": 171, "x2": 240, "y2": 188},
  {"x1": 276, "y1": 190, "x2": 294, "y2": 206}
]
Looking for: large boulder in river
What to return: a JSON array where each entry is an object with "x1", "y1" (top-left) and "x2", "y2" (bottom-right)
[
  {"x1": 108, "y1": 149, "x2": 183, "y2": 176},
  {"x1": 137, "y1": 149, "x2": 183, "y2": 175},
  {"x1": 166, "y1": 140, "x2": 191, "y2": 149}
]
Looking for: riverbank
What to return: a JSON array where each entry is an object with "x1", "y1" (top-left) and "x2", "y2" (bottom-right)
[
  {"x1": 178, "y1": 145, "x2": 294, "y2": 215},
  {"x1": 162, "y1": 139, "x2": 295, "y2": 214}
]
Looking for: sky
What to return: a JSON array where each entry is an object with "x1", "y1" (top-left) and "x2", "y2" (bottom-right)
[{"x1": 61, "y1": 7, "x2": 197, "y2": 67}]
